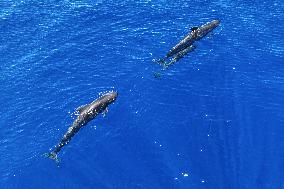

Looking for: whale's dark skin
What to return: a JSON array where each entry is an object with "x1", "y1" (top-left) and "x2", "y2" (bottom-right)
[
  {"x1": 164, "y1": 45, "x2": 196, "y2": 68},
  {"x1": 158, "y1": 20, "x2": 220, "y2": 67},
  {"x1": 45, "y1": 91, "x2": 118, "y2": 164}
]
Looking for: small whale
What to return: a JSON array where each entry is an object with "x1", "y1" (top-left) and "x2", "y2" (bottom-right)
[
  {"x1": 45, "y1": 91, "x2": 118, "y2": 165},
  {"x1": 163, "y1": 45, "x2": 196, "y2": 68},
  {"x1": 157, "y1": 19, "x2": 220, "y2": 68}
]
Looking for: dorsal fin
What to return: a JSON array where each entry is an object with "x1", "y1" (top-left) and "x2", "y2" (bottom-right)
[
  {"x1": 191, "y1": 26, "x2": 199, "y2": 31},
  {"x1": 76, "y1": 104, "x2": 89, "y2": 113}
]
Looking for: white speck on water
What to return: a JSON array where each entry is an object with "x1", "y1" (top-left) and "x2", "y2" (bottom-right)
[
  {"x1": 159, "y1": 144, "x2": 162, "y2": 147},
  {"x1": 207, "y1": 134, "x2": 210, "y2": 137},
  {"x1": 13, "y1": 174, "x2": 15, "y2": 177},
  {"x1": 200, "y1": 149, "x2": 203, "y2": 152},
  {"x1": 183, "y1": 173, "x2": 189, "y2": 177},
  {"x1": 201, "y1": 180, "x2": 205, "y2": 183},
  {"x1": 177, "y1": 153, "x2": 180, "y2": 156},
  {"x1": 233, "y1": 67, "x2": 236, "y2": 70},
  {"x1": 174, "y1": 177, "x2": 178, "y2": 180}
]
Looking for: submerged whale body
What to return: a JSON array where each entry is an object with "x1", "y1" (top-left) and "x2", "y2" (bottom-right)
[
  {"x1": 45, "y1": 91, "x2": 118, "y2": 164},
  {"x1": 158, "y1": 19, "x2": 220, "y2": 68}
]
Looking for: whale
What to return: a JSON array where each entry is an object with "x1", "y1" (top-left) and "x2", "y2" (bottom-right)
[
  {"x1": 45, "y1": 91, "x2": 118, "y2": 164},
  {"x1": 157, "y1": 19, "x2": 220, "y2": 68}
]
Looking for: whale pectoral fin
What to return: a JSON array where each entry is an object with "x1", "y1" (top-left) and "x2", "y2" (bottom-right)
[
  {"x1": 102, "y1": 108, "x2": 109, "y2": 117},
  {"x1": 191, "y1": 26, "x2": 199, "y2": 31},
  {"x1": 76, "y1": 104, "x2": 89, "y2": 113}
]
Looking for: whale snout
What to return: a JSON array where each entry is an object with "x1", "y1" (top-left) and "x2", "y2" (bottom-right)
[
  {"x1": 105, "y1": 91, "x2": 118, "y2": 102},
  {"x1": 212, "y1": 19, "x2": 220, "y2": 26}
]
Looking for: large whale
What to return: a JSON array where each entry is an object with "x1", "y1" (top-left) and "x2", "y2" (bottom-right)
[
  {"x1": 45, "y1": 91, "x2": 118, "y2": 164},
  {"x1": 158, "y1": 19, "x2": 220, "y2": 68}
]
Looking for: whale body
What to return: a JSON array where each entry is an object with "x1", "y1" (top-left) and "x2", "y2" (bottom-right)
[
  {"x1": 158, "y1": 19, "x2": 220, "y2": 68},
  {"x1": 45, "y1": 91, "x2": 118, "y2": 164}
]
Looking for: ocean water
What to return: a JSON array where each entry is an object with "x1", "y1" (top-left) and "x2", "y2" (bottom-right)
[{"x1": 1, "y1": 0, "x2": 284, "y2": 188}]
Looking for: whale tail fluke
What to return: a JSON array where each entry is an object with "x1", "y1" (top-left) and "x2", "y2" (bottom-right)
[{"x1": 44, "y1": 152, "x2": 60, "y2": 166}]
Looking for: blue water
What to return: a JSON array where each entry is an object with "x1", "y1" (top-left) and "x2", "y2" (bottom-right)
[{"x1": 1, "y1": 0, "x2": 284, "y2": 188}]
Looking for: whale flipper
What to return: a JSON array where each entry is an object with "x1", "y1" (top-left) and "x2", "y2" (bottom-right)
[{"x1": 102, "y1": 107, "x2": 108, "y2": 117}]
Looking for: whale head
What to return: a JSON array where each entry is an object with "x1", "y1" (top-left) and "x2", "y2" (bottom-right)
[
  {"x1": 196, "y1": 19, "x2": 220, "y2": 39},
  {"x1": 95, "y1": 91, "x2": 118, "y2": 110},
  {"x1": 211, "y1": 19, "x2": 220, "y2": 27},
  {"x1": 102, "y1": 91, "x2": 118, "y2": 104},
  {"x1": 79, "y1": 91, "x2": 118, "y2": 119}
]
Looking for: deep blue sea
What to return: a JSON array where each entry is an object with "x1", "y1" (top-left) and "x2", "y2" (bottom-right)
[{"x1": 1, "y1": 0, "x2": 284, "y2": 188}]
